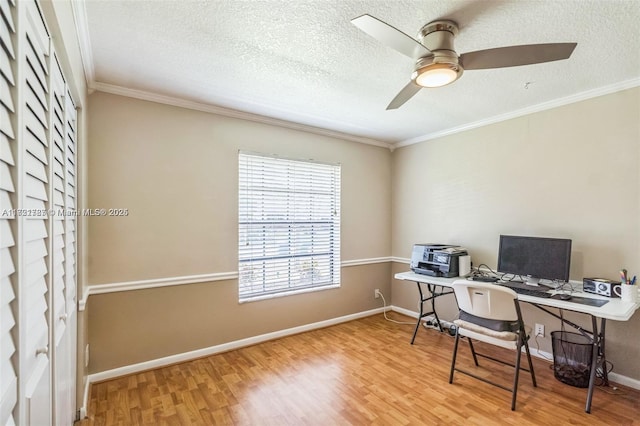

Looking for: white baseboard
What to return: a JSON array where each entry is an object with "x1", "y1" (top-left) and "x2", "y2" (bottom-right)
[
  {"x1": 608, "y1": 372, "x2": 640, "y2": 390},
  {"x1": 85, "y1": 307, "x2": 385, "y2": 385},
  {"x1": 79, "y1": 303, "x2": 638, "y2": 416},
  {"x1": 390, "y1": 305, "x2": 420, "y2": 319},
  {"x1": 80, "y1": 376, "x2": 89, "y2": 419}
]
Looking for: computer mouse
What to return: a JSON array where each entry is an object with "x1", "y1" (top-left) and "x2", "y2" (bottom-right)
[{"x1": 558, "y1": 294, "x2": 572, "y2": 301}]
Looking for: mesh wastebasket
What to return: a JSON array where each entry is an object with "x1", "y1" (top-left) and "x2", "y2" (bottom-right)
[{"x1": 551, "y1": 331, "x2": 593, "y2": 388}]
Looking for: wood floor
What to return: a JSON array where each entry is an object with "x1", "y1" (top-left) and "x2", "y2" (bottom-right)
[{"x1": 82, "y1": 313, "x2": 639, "y2": 425}]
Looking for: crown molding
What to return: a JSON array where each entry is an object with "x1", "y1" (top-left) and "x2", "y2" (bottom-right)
[
  {"x1": 71, "y1": 1, "x2": 388, "y2": 149},
  {"x1": 71, "y1": 1, "x2": 636, "y2": 152},
  {"x1": 395, "y1": 77, "x2": 640, "y2": 148},
  {"x1": 91, "y1": 82, "x2": 393, "y2": 150},
  {"x1": 70, "y1": 0, "x2": 95, "y2": 90}
]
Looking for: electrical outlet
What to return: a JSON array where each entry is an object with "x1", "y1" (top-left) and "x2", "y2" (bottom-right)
[
  {"x1": 535, "y1": 323, "x2": 544, "y2": 337},
  {"x1": 374, "y1": 289, "x2": 381, "y2": 299}
]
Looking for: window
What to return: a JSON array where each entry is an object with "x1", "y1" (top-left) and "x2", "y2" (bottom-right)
[{"x1": 238, "y1": 152, "x2": 341, "y2": 300}]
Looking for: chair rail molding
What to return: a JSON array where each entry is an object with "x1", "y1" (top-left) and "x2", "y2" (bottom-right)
[{"x1": 78, "y1": 257, "x2": 394, "y2": 309}]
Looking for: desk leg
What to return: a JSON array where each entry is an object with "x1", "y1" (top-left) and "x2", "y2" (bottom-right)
[
  {"x1": 428, "y1": 284, "x2": 445, "y2": 333},
  {"x1": 585, "y1": 318, "x2": 609, "y2": 413},
  {"x1": 599, "y1": 319, "x2": 609, "y2": 386},
  {"x1": 585, "y1": 316, "x2": 599, "y2": 414},
  {"x1": 410, "y1": 282, "x2": 446, "y2": 345},
  {"x1": 410, "y1": 283, "x2": 426, "y2": 345}
]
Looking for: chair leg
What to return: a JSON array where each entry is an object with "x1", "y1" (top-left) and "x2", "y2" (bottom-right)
[
  {"x1": 511, "y1": 338, "x2": 523, "y2": 411},
  {"x1": 449, "y1": 329, "x2": 461, "y2": 384},
  {"x1": 523, "y1": 338, "x2": 537, "y2": 387},
  {"x1": 467, "y1": 338, "x2": 479, "y2": 366}
]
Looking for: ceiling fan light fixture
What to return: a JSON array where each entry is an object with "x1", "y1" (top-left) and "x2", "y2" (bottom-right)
[{"x1": 412, "y1": 63, "x2": 461, "y2": 88}]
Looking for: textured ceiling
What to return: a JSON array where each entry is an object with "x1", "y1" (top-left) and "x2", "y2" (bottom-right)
[{"x1": 81, "y1": 0, "x2": 640, "y2": 147}]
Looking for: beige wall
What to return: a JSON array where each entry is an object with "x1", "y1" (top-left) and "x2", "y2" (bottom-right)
[
  {"x1": 89, "y1": 263, "x2": 390, "y2": 372},
  {"x1": 88, "y1": 92, "x2": 391, "y2": 282},
  {"x1": 87, "y1": 92, "x2": 392, "y2": 372},
  {"x1": 391, "y1": 87, "x2": 640, "y2": 380}
]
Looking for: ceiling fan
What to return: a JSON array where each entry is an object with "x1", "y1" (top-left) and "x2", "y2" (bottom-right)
[{"x1": 351, "y1": 14, "x2": 577, "y2": 109}]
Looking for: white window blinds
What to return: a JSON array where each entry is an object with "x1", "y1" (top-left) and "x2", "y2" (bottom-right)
[{"x1": 238, "y1": 152, "x2": 341, "y2": 300}]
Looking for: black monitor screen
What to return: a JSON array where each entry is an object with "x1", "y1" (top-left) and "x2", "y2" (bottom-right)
[{"x1": 497, "y1": 235, "x2": 571, "y2": 282}]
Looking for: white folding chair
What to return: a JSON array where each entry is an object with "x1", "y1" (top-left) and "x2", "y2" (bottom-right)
[{"x1": 449, "y1": 280, "x2": 537, "y2": 410}]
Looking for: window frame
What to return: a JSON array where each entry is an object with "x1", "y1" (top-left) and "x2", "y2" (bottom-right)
[{"x1": 238, "y1": 152, "x2": 341, "y2": 302}]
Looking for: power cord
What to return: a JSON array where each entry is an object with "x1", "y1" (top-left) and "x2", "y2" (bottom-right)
[
  {"x1": 501, "y1": 273, "x2": 523, "y2": 282},
  {"x1": 556, "y1": 280, "x2": 577, "y2": 293},
  {"x1": 476, "y1": 263, "x2": 498, "y2": 275},
  {"x1": 596, "y1": 360, "x2": 615, "y2": 387},
  {"x1": 532, "y1": 334, "x2": 553, "y2": 361},
  {"x1": 470, "y1": 264, "x2": 499, "y2": 280},
  {"x1": 377, "y1": 291, "x2": 414, "y2": 325}
]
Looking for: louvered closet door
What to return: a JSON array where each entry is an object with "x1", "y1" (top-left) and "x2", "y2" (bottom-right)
[
  {"x1": 50, "y1": 56, "x2": 65, "y2": 348},
  {"x1": 50, "y1": 55, "x2": 74, "y2": 426},
  {"x1": 0, "y1": 1, "x2": 18, "y2": 424},
  {"x1": 63, "y1": 96, "x2": 78, "y2": 423},
  {"x1": 21, "y1": 1, "x2": 51, "y2": 424},
  {"x1": 64, "y1": 89, "x2": 76, "y2": 316}
]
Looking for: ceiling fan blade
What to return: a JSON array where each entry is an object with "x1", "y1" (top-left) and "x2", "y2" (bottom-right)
[
  {"x1": 460, "y1": 43, "x2": 577, "y2": 70},
  {"x1": 352, "y1": 14, "x2": 430, "y2": 59},
  {"x1": 386, "y1": 82, "x2": 422, "y2": 110}
]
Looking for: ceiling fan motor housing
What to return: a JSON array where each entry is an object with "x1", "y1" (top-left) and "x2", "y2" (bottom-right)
[
  {"x1": 418, "y1": 20, "x2": 459, "y2": 52},
  {"x1": 413, "y1": 20, "x2": 463, "y2": 86}
]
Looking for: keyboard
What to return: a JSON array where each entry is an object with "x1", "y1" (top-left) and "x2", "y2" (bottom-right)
[{"x1": 498, "y1": 282, "x2": 552, "y2": 298}]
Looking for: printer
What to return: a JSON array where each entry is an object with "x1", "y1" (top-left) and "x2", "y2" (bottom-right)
[{"x1": 410, "y1": 244, "x2": 470, "y2": 278}]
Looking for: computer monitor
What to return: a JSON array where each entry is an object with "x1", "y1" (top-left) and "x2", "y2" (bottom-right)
[{"x1": 497, "y1": 235, "x2": 572, "y2": 286}]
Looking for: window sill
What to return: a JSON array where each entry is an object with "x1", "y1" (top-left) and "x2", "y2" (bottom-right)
[{"x1": 239, "y1": 284, "x2": 340, "y2": 303}]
